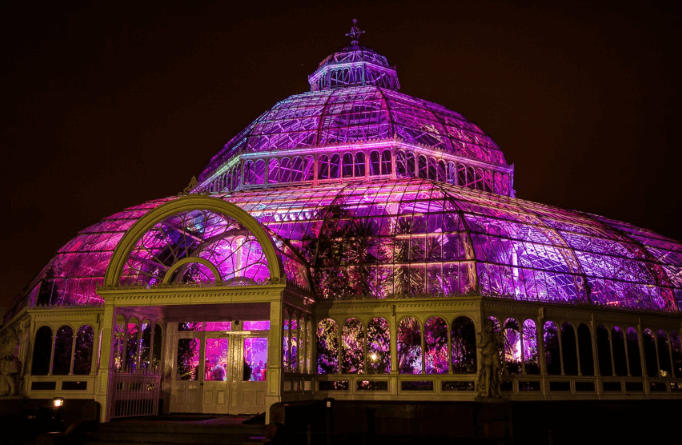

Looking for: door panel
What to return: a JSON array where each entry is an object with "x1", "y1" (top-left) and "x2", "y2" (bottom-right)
[
  {"x1": 171, "y1": 338, "x2": 202, "y2": 413},
  {"x1": 239, "y1": 337, "x2": 267, "y2": 414},
  {"x1": 203, "y1": 338, "x2": 230, "y2": 414}
]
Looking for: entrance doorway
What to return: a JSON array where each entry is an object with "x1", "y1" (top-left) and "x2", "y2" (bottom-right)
[{"x1": 170, "y1": 321, "x2": 268, "y2": 414}]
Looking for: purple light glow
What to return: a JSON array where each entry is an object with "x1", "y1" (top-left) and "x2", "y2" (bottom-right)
[
  {"x1": 243, "y1": 320, "x2": 270, "y2": 330},
  {"x1": 204, "y1": 338, "x2": 229, "y2": 381},
  {"x1": 244, "y1": 337, "x2": 267, "y2": 381}
]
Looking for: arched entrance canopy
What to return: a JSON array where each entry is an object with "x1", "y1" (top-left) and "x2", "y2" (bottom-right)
[{"x1": 104, "y1": 196, "x2": 285, "y2": 287}]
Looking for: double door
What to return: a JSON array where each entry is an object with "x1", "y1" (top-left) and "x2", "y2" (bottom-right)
[{"x1": 171, "y1": 332, "x2": 268, "y2": 414}]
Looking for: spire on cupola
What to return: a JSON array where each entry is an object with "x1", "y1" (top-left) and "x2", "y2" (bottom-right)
[{"x1": 308, "y1": 19, "x2": 400, "y2": 92}]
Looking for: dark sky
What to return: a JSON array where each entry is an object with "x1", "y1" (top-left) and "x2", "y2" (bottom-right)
[{"x1": 1, "y1": 0, "x2": 680, "y2": 311}]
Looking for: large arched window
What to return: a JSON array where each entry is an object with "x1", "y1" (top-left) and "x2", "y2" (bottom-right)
[
  {"x1": 318, "y1": 155, "x2": 329, "y2": 180},
  {"x1": 354, "y1": 152, "x2": 366, "y2": 177},
  {"x1": 642, "y1": 328, "x2": 658, "y2": 377},
  {"x1": 367, "y1": 318, "x2": 390, "y2": 374},
  {"x1": 369, "y1": 151, "x2": 381, "y2": 176},
  {"x1": 253, "y1": 159, "x2": 266, "y2": 185},
  {"x1": 73, "y1": 325, "x2": 94, "y2": 375},
  {"x1": 544, "y1": 321, "x2": 561, "y2": 375},
  {"x1": 451, "y1": 316, "x2": 476, "y2": 374},
  {"x1": 596, "y1": 325, "x2": 612, "y2": 376},
  {"x1": 612, "y1": 326, "x2": 627, "y2": 376},
  {"x1": 291, "y1": 157, "x2": 304, "y2": 182},
  {"x1": 657, "y1": 330, "x2": 672, "y2": 377},
  {"x1": 381, "y1": 150, "x2": 392, "y2": 175},
  {"x1": 280, "y1": 157, "x2": 292, "y2": 183},
  {"x1": 316, "y1": 319, "x2": 338, "y2": 374},
  {"x1": 626, "y1": 327, "x2": 642, "y2": 376},
  {"x1": 424, "y1": 317, "x2": 448, "y2": 374},
  {"x1": 268, "y1": 158, "x2": 280, "y2": 184},
  {"x1": 671, "y1": 331, "x2": 682, "y2": 377},
  {"x1": 303, "y1": 156, "x2": 315, "y2": 181},
  {"x1": 330, "y1": 154, "x2": 341, "y2": 178},
  {"x1": 52, "y1": 325, "x2": 74, "y2": 375},
  {"x1": 577, "y1": 324, "x2": 594, "y2": 376},
  {"x1": 561, "y1": 323, "x2": 578, "y2": 375},
  {"x1": 31, "y1": 326, "x2": 53, "y2": 375},
  {"x1": 523, "y1": 319, "x2": 539, "y2": 374},
  {"x1": 341, "y1": 318, "x2": 364, "y2": 373},
  {"x1": 503, "y1": 318, "x2": 522, "y2": 375},
  {"x1": 398, "y1": 317, "x2": 422, "y2": 374}
]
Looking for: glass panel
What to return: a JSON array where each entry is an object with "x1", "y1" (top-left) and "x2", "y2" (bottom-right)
[
  {"x1": 367, "y1": 318, "x2": 391, "y2": 374},
  {"x1": 290, "y1": 317, "x2": 298, "y2": 373},
  {"x1": 596, "y1": 325, "x2": 612, "y2": 376},
  {"x1": 657, "y1": 330, "x2": 672, "y2": 377},
  {"x1": 398, "y1": 317, "x2": 422, "y2": 374},
  {"x1": 561, "y1": 323, "x2": 578, "y2": 375},
  {"x1": 52, "y1": 325, "x2": 73, "y2": 375},
  {"x1": 369, "y1": 151, "x2": 380, "y2": 176},
  {"x1": 523, "y1": 319, "x2": 539, "y2": 375},
  {"x1": 671, "y1": 331, "x2": 682, "y2": 378},
  {"x1": 113, "y1": 319, "x2": 124, "y2": 371},
  {"x1": 152, "y1": 324, "x2": 163, "y2": 370},
  {"x1": 578, "y1": 324, "x2": 594, "y2": 376},
  {"x1": 205, "y1": 338, "x2": 229, "y2": 382},
  {"x1": 612, "y1": 326, "x2": 627, "y2": 376},
  {"x1": 139, "y1": 321, "x2": 152, "y2": 371},
  {"x1": 451, "y1": 316, "x2": 477, "y2": 374},
  {"x1": 73, "y1": 325, "x2": 94, "y2": 375},
  {"x1": 178, "y1": 322, "x2": 203, "y2": 332},
  {"x1": 176, "y1": 338, "x2": 200, "y2": 381},
  {"x1": 243, "y1": 337, "x2": 268, "y2": 381},
  {"x1": 503, "y1": 318, "x2": 522, "y2": 375},
  {"x1": 243, "y1": 321, "x2": 270, "y2": 330},
  {"x1": 204, "y1": 322, "x2": 232, "y2": 332},
  {"x1": 381, "y1": 150, "x2": 392, "y2": 175},
  {"x1": 626, "y1": 327, "x2": 642, "y2": 377},
  {"x1": 316, "y1": 319, "x2": 339, "y2": 374},
  {"x1": 424, "y1": 317, "x2": 448, "y2": 374},
  {"x1": 643, "y1": 328, "x2": 658, "y2": 377},
  {"x1": 31, "y1": 326, "x2": 53, "y2": 376},
  {"x1": 544, "y1": 321, "x2": 561, "y2": 375},
  {"x1": 341, "y1": 319, "x2": 364, "y2": 374},
  {"x1": 125, "y1": 321, "x2": 139, "y2": 371}
]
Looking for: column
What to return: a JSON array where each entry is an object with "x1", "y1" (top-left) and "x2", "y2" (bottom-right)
[
  {"x1": 95, "y1": 302, "x2": 115, "y2": 422},
  {"x1": 266, "y1": 299, "x2": 283, "y2": 424}
]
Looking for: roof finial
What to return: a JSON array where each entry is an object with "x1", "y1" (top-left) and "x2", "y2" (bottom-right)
[{"x1": 345, "y1": 18, "x2": 365, "y2": 46}]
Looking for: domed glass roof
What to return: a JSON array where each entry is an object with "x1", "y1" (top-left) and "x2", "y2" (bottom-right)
[
  {"x1": 199, "y1": 86, "x2": 507, "y2": 182},
  {"x1": 8, "y1": 178, "x2": 682, "y2": 322}
]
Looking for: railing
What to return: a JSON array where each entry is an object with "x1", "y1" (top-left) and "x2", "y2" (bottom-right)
[{"x1": 109, "y1": 369, "x2": 161, "y2": 419}]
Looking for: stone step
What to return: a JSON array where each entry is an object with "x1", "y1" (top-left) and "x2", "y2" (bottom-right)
[{"x1": 97, "y1": 423, "x2": 264, "y2": 434}]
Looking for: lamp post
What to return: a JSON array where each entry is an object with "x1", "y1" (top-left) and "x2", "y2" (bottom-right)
[{"x1": 52, "y1": 397, "x2": 65, "y2": 432}]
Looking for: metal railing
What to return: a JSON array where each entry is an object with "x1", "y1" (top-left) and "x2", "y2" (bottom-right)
[{"x1": 109, "y1": 368, "x2": 161, "y2": 419}]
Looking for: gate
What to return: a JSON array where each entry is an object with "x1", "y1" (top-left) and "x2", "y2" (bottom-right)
[{"x1": 109, "y1": 370, "x2": 161, "y2": 419}]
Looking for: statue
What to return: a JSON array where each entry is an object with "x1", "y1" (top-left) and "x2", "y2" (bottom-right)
[
  {"x1": 476, "y1": 319, "x2": 504, "y2": 398},
  {"x1": 0, "y1": 328, "x2": 20, "y2": 396}
]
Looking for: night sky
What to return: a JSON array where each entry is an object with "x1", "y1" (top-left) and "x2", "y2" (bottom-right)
[{"x1": 2, "y1": 1, "x2": 680, "y2": 311}]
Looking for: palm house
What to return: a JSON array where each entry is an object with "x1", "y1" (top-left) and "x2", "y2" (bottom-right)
[{"x1": 2, "y1": 22, "x2": 682, "y2": 422}]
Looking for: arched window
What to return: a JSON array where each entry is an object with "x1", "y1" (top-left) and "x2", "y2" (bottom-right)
[
  {"x1": 354, "y1": 152, "x2": 366, "y2": 177},
  {"x1": 152, "y1": 323, "x2": 163, "y2": 370},
  {"x1": 282, "y1": 310, "x2": 290, "y2": 371},
  {"x1": 458, "y1": 164, "x2": 467, "y2": 186},
  {"x1": 291, "y1": 157, "x2": 304, "y2": 182},
  {"x1": 243, "y1": 160, "x2": 254, "y2": 185},
  {"x1": 52, "y1": 325, "x2": 74, "y2": 375},
  {"x1": 367, "y1": 318, "x2": 391, "y2": 374},
  {"x1": 437, "y1": 160, "x2": 446, "y2": 183},
  {"x1": 643, "y1": 328, "x2": 658, "y2": 377},
  {"x1": 369, "y1": 151, "x2": 381, "y2": 176},
  {"x1": 381, "y1": 150, "x2": 392, "y2": 175},
  {"x1": 447, "y1": 162, "x2": 457, "y2": 184},
  {"x1": 424, "y1": 317, "x2": 448, "y2": 374},
  {"x1": 483, "y1": 169, "x2": 493, "y2": 192},
  {"x1": 113, "y1": 315, "x2": 125, "y2": 371},
  {"x1": 396, "y1": 151, "x2": 408, "y2": 178},
  {"x1": 626, "y1": 327, "x2": 642, "y2": 376},
  {"x1": 451, "y1": 316, "x2": 476, "y2": 373},
  {"x1": 341, "y1": 318, "x2": 364, "y2": 373},
  {"x1": 503, "y1": 318, "x2": 522, "y2": 375},
  {"x1": 298, "y1": 314, "x2": 306, "y2": 373},
  {"x1": 657, "y1": 330, "x2": 672, "y2": 377},
  {"x1": 577, "y1": 324, "x2": 594, "y2": 376},
  {"x1": 427, "y1": 158, "x2": 437, "y2": 180},
  {"x1": 316, "y1": 319, "x2": 339, "y2": 374},
  {"x1": 139, "y1": 321, "x2": 152, "y2": 371},
  {"x1": 290, "y1": 315, "x2": 298, "y2": 373},
  {"x1": 318, "y1": 155, "x2": 329, "y2": 180},
  {"x1": 303, "y1": 156, "x2": 315, "y2": 181},
  {"x1": 612, "y1": 326, "x2": 627, "y2": 376},
  {"x1": 125, "y1": 318, "x2": 140, "y2": 372},
  {"x1": 330, "y1": 154, "x2": 341, "y2": 178},
  {"x1": 406, "y1": 152, "x2": 416, "y2": 177},
  {"x1": 268, "y1": 158, "x2": 280, "y2": 184},
  {"x1": 596, "y1": 325, "x2": 612, "y2": 376},
  {"x1": 418, "y1": 155, "x2": 428, "y2": 179},
  {"x1": 398, "y1": 317, "x2": 422, "y2": 374},
  {"x1": 523, "y1": 319, "x2": 539, "y2": 374},
  {"x1": 280, "y1": 157, "x2": 291, "y2": 183},
  {"x1": 561, "y1": 323, "x2": 578, "y2": 375},
  {"x1": 73, "y1": 325, "x2": 94, "y2": 375},
  {"x1": 671, "y1": 331, "x2": 682, "y2": 377},
  {"x1": 253, "y1": 159, "x2": 266, "y2": 185},
  {"x1": 544, "y1": 321, "x2": 561, "y2": 375},
  {"x1": 494, "y1": 172, "x2": 502, "y2": 194},
  {"x1": 31, "y1": 326, "x2": 53, "y2": 375}
]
